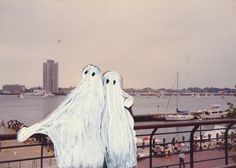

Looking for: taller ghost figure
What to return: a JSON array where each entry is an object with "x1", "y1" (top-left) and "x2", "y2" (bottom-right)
[
  {"x1": 18, "y1": 65, "x2": 105, "y2": 168},
  {"x1": 102, "y1": 71, "x2": 137, "y2": 168}
]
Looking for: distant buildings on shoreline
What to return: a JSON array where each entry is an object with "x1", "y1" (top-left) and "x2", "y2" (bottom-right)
[
  {"x1": 0, "y1": 85, "x2": 235, "y2": 96},
  {"x1": 0, "y1": 59, "x2": 235, "y2": 96},
  {"x1": 124, "y1": 87, "x2": 236, "y2": 97},
  {"x1": 2, "y1": 84, "x2": 26, "y2": 94},
  {"x1": 0, "y1": 59, "x2": 60, "y2": 95}
]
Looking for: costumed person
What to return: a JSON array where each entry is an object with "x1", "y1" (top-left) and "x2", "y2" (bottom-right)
[
  {"x1": 101, "y1": 71, "x2": 137, "y2": 168},
  {"x1": 17, "y1": 64, "x2": 105, "y2": 168}
]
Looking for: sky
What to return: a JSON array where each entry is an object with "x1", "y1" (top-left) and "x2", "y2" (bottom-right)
[{"x1": 0, "y1": 0, "x2": 236, "y2": 89}]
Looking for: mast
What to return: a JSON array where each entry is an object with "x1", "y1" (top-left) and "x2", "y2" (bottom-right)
[{"x1": 176, "y1": 72, "x2": 179, "y2": 110}]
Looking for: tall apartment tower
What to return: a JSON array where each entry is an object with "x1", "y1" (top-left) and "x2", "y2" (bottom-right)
[{"x1": 43, "y1": 60, "x2": 58, "y2": 93}]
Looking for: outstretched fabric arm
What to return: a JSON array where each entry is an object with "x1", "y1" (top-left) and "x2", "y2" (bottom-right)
[
  {"x1": 17, "y1": 85, "x2": 81, "y2": 142},
  {"x1": 122, "y1": 91, "x2": 134, "y2": 108},
  {"x1": 122, "y1": 90, "x2": 136, "y2": 135}
]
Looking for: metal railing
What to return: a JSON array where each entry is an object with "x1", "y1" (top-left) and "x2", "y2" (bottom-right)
[
  {"x1": 1, "y1": 118, "x2": 236, "y2": 168},
  {"x1": 0, "y1": 134, "x2": 54, "y2": 168},
  {"x1": 135, "y1": 119, "x2": 236, "y2": 168}
]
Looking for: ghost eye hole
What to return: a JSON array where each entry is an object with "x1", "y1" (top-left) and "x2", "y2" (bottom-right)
[
  {"x1": 91, "y1": 72, "x2": 96, "y2": 76},
  {"x1": 113, "y1": 80, "x2": 116, "y2": 85},
  {"x1": 84, "y1": 70, "x2": 88, "y2": 74},
  {"x1": 106, "y1": 79, "x2": 109, "y2": 84}
]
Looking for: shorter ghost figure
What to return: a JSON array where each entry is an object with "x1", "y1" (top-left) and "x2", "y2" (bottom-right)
[
  {"x1": 18, "y1": 65, "x2": 105, "y2": 168},
  {"x1": 102, "y1": 71, "x2": 137, "y2": 168}
]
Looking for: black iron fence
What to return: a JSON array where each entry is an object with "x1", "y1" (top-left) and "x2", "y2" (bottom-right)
[
  {"x1": 135, "y1": 119, "x2": 236, "y2": 168},
  {"x1": 1, "y1": 119, "x2": 236, "y2": 168}
]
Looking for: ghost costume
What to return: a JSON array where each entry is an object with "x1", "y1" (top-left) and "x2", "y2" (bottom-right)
[
  {"x1": 102, "y1": 71, "x2": 137, "y2": 168},
  {"x1": 18, "y1": 65, "x2": 105, "y2": 168}
]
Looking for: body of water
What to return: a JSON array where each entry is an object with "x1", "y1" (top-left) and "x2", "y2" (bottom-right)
[
  {"x1": 0, "y1": 95, "x2": 235, "y2": 125},
  {"x1": 0, "y1": 94, "x2": 235, "y2": 142}
]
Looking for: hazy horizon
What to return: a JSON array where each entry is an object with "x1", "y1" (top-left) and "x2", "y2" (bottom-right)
[{"x1": 1, "y1": 0, "x2": 236, "y2": 89}]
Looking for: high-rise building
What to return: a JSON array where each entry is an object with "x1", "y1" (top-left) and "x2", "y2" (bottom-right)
[{"x1": 43, "y1": 60, "x2": 58, "y2": 93}]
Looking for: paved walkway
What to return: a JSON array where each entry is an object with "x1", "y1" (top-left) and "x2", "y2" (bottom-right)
[
  {"x1": 1, "y1": 128, "x2": 235, "y2": 168},
  {"x1": 137, "y1": 150, "x2": 235, "y2": 168},
  {"x1": 0, "y1": 127, "x2": 57, "y2": 168},
  {"x1": 1, "y1": 147, "x2": 234, "y2": 168},
  {"x1": 0, "y1": 138, "x2": 58, "y2": 168},
  {"x1": 0, "y1": 127, "x2": 16, "y2": 134}
]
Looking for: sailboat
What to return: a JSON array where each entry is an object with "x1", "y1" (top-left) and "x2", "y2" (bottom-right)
[
  {"x1": 197, "y1": 93, "x2": 200, "y2": 98},
  {"x1": 18, "y1": 93, "x2": 24, "y2": 99},
  {"x1": 43, "y1": 92, "x2": 49, "y2": 97},
  {"x1": 165, "y1": 72, "x2": 194, "y2": 121},
  {"x1": 43, "y1": 91, "x2": 55, "y2": 97}
]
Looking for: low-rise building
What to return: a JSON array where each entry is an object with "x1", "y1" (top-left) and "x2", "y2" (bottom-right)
[{"x1": 2, "y1": 84, "x2": 26, "y2": 94}]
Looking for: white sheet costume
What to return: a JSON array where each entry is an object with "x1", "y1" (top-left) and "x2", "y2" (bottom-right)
[
  {"x1": 18, "y1": 65, "x2": 105, "y2": 168},
  {"x1": 102, "y1": 71, "x2": 137, "y2": 168}
]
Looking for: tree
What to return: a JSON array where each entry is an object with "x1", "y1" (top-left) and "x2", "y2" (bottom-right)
[
  {"x1": 227, "y1": 102, "x2": 236, "y2": 118},
  {"x1": 227, "y1": 84, "x2": 236, "y2": 162}
]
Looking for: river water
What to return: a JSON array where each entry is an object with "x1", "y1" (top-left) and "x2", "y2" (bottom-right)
[{"x1": 0, "y1": 94, "x2": 235, "y2": 141}]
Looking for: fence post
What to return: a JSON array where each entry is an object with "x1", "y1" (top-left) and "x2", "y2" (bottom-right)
[
  {"x1": 149, "y1": 128, "x2": 158, "y2": 168},
  {"x1": 224, "y1": 123, "x2": 234, "y2": 165},
  {"x1": 40, "y1": 137, "x2": 44, "y2": 168},
  {"x1": 190, "y1": 125, "x2": 199, "y2": 168}
]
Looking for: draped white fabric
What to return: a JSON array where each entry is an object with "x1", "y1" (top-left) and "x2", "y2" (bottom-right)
[
  {"x1": 17, "y1": 65, "x2": 105, "y2": 168},
  {"x1": 102, "y1": 71, "x2": 137, "y2": 168}
]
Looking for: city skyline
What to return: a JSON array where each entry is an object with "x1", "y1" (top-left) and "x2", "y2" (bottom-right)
[{"x1": 1, "y1": 1, "x2": 236, "y2": 89}]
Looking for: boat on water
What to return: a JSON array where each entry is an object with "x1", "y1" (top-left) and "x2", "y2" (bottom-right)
[
  {"x1": 18, "y1": 93, "x2": 24, "y2": 99},
  {"x1": 176, "y1": 108, "x2": 189, "y2": 114},
  {"x1": 43, "y1": 92, "x2": 55, "y2": 97},
  {"x1": 165, "y1": 113, "x2": 194, "y2": 121},
  {"x1": 200, "y1": 104, "x2": 228, "y2": 119},
  {"x1": 32, "y1": 89, "x2": 45, "y2": 96},
  {"x1": 164, "y1": 72, "x2": 194, "y2": 121}
]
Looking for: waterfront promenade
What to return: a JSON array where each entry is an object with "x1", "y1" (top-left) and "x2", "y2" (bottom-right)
[
  {"x1": 138, "y1": 150, "x2": 234, "y2": 168},
  {"x1": 0, "y1": 127, "x2": 57, "y2": 168},
  {"x1": 0, "y1": 142, "x2": 233, "y2": 168},
  {"x1": 0, "y1": 127, "x2": 54, "y2": 168},
  {"x1": 0, "y1": 127, "x2": 15, "y2": 134},
  {"x1": 1, "y1": 119, "x2": 236, "y2": 168}
]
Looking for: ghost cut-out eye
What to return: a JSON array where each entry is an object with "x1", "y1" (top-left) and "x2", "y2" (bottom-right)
[
  {"x1": 84, "y1": 70, "x2": 88, "y2": 74},
  {"x1": 113, "y1": 80, "x2": 116, "y2": 85},
  {"x1": 91, "y1": 72, "x2": 96, "y2": 76},
  {"x1": 106, "y1": 79, "x2": 109, "y2": 84}
]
